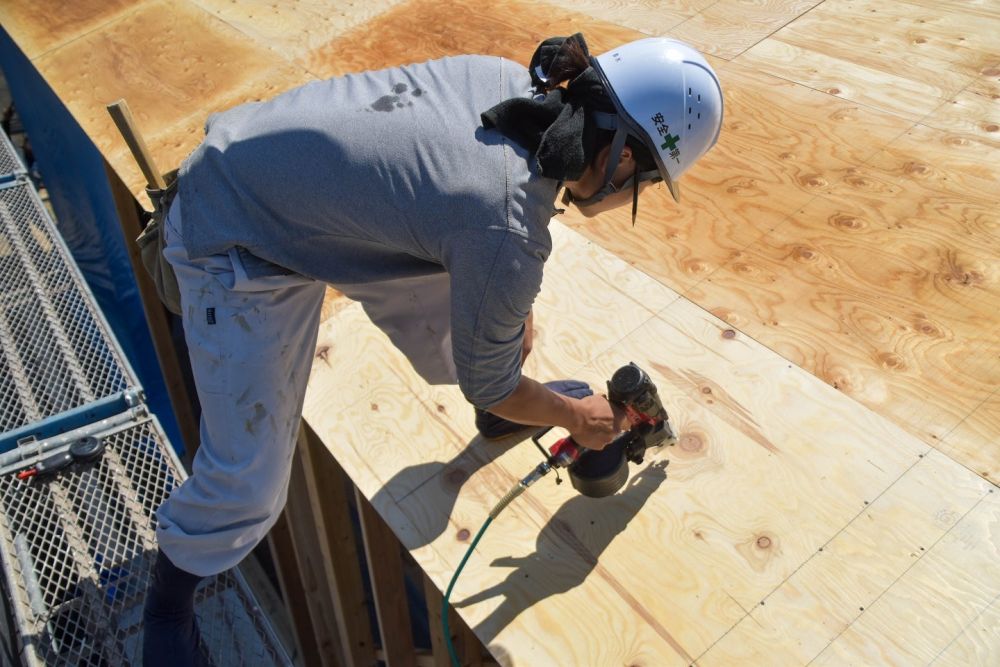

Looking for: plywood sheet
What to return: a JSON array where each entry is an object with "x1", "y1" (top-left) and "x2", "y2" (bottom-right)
[
  {"x1": 671, "y1": 0, "x2": 824, "y2": 60},
  {"x1": 188, "y1": 0, "x2": 406, "y2": 65},
  {"x1": 30, "y1": 0, "x2": 296, "y2": 195},
  {"x1": 700, "y1": 449, "x2": 993, "y2": 664},
  {"x1": 302, "y1": 222, "x2": 997, "y2": 666},
  {"x1": 735, "y1": 0, "x2": 997, "y2": 119},
  {"x1": 537, "y1": 0, "x2": 709, "y2": 38},
  {"x1": 941, "y1": 392, "x2": 1000, "y2": 484},
  {"x1": 813, "y1": 488, "x2": 999, "y2": 665},
  {"x1": 303, "y1": 0, "x2": 645, "y2": 78},
  {"x1": 682, "y1": 169, "x2": 999, "y2": 442},
  {"x1": 924, "y1": 76, "x2": 1000, "y2": 149},
  {"x1": 0, "y1": 0, "x2": 143, "y2": 60}
]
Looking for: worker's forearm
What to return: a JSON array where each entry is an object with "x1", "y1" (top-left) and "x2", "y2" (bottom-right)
[{"x1": 487, "y1": 375, "x2": 580, "y2": 432}]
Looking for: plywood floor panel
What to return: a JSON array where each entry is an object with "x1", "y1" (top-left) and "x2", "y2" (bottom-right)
[
  {"x1": 941, "y1": 391, "x2": 1000, "y2": 484},
  {"x1": 699, "y1": 448, "x2": 992, "y2": 665},
  {"x1": 934, "y1": 593, "x2": 1000, "y2": 667},
  {"x1": 735, "y1": 0, "x2": 998, "y2": 119},
  {"x1": 303, "y1": 223, "x2": 994, "y2": 666},
  {"x1": 303, "y1": 0, "x2": 646, "y2": 79},
  {"x1": 0, "y1": 0, "x2": 144, "y2": 60},
  {"x1": 535, "y1": 0, "x2": 710, "y2": 39},
  {"x1": 31, "y1": 0, "x2": 290, "y2": 191},
  {"x1": 923, "y1": 76, "x2": 1000, "y2": 149},
  {"x1": 773, "y1": 0, "x2": 1000, "y2": 79},
  {"x1": 188, "y1": 0, "x2": 407, "y2": 64},
  {"x1": 669, "y1": 0, "x2": 824, "y2": 60},
  {"x1": 813, "y1": 488, "x2": 999, "y2": 665},
  {"x1": 682, "y1": 181, "x2": 1000, "y2": 443}
]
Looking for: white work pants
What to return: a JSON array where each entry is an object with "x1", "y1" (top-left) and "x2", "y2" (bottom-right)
[{"x1": 156, "y1": 194, "x2": 456, "y2": 576}]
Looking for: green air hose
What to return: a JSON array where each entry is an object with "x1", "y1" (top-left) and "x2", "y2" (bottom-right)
[
  {"x1": 442, "y1": 474, "x2": 538, "y2": 666},
  {"x1": 442, "y1": 516, "x2": 493, "y2": 667}
]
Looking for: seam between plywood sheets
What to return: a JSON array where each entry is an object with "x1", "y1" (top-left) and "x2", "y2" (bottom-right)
[
  {"x1": 805, "y1": 486, "x2": 997, "y2": 665},
  {"x1": 16, "y1": 1, "x2": 153, "y2": 62}
]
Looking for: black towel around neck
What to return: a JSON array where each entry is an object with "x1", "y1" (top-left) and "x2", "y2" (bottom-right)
[{"x1": 481, "y1": 34, "x2": 614, "y2": 181}]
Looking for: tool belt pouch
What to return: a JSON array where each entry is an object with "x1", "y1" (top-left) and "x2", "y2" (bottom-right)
[{"x1": 136, "y1": 169, "x2": 181, "y2": 315}]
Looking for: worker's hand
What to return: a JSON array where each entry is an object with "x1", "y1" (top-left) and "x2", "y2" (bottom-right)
[{"x1": 569, "y1": 395, "x2": 628, "y2": 450}]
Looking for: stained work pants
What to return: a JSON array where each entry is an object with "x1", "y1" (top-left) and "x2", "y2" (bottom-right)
[{"x1": 156, "y1": 194, "x2": 455, "y2": 576}]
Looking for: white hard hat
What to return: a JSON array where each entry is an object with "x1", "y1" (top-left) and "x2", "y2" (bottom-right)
[{"x1": 590, "y1": 38, "x2": 724, "y2": 204}]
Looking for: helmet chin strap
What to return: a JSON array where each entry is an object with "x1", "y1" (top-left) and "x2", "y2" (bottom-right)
[
  {"x1": 561, "y1": 123, "x2": 628, "y2": 207},
  {"x1": 562, "y1": 113, "x2": 659, "y2": 224}
]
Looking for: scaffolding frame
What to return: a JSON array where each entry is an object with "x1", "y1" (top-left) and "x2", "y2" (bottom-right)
[{"x1": 0, "y1": 157, "x2": 291, "y2": 665}]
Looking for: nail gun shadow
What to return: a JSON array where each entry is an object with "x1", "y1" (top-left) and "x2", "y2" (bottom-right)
[
  {"x1": 452, "y1": 459, "x2": 669, "y2": 642},
  {"x1": 370, "y1": 431, "x2": 532, "y2": 551}
]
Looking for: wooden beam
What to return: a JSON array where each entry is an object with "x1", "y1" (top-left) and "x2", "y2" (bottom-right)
[
  {"x1": 356, "y1": 486, "x2": 416, "y2": 667},
  {"x1": 299, "y1": 422, "x2": 378, "y2": 666},
  {"x1": 267, "y1": 518, "x2": 322, "y2": 667},
  {"x1": 102, "y1": 160, "x2": 199, "y2": 459},
  {"x1": 422, "y1": 572, "x2": 452, "y2": 667},
  {"x1": 284, "y1": 428, "x2": 348, "y2": 667}
]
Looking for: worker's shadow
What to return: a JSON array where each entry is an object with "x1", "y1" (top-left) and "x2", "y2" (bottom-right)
[
  {"x1": 370, "y1": 431, "x2": 532, "y2": 551},
  {"x1": 451, "y1": 459, "x2": 669, "y2": 641}
]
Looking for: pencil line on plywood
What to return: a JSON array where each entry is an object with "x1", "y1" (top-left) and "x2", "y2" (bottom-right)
[
  {"x1": 728, "y1": 0, "x2": 829, "y2": 61},
  {"x1": 804, "y1": 486, "x2": 995, "y2": 666},
  {"x1": 928, "y1": 590, "x2": 1000, "y2": 665}
]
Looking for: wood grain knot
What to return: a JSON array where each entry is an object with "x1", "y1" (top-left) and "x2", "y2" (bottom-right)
[
  {"x1": 913, "y1": 37, "x2": 927, "y2": 44},
  {"x1": 778, "y1": 152, "x2": 795, "y2": 160},
  {"x1": 876, "y1": 352, "x2": 906, "y2": 371},
  {"x1": 456, "y1": 528, "x2": 471, "y2": 541},
  {"x1": 678, "y1": 432, "x2": 705, "y2": 454},
  {"x1": 756, "y1": 536, "x2": 772, "y2": 549},
  {"x1": 984, "y1": 124, "x2": 999, "y2": 133},
  {"x1": 436, "y1": 403, "x2": 447, "y2": 414},
  {"x1": 370, "y1": 403, "x2": 379, "y2": 412},
  {"x1": 799, "y1": 173, "x2": 828, "y2": 189},
  {"x1": 914, "y1": 318, "x2": 942, "y2": 337},
  {"x1": 700, "y1": 386, "x2": 713, "y2": 395},
  {"x1": 903, "y1": 161, "x2": 932, "y2": 176},
  {"x1": 684, "y1": 259, "x2": 708, "y2": 275},
  {"x1": 826, "y1": 87, "x2": 841, "y2": 95},
  {"x1": 945, "y1": 268, "x2": 984, "y2": 286},
  {"x1": 944, "y1": 135, "x2": 969, "y2": 147},
  {"x1": 315, "y1": 345, "x2": 331, "y2": 363},
  {"x1": 831, "y1": 214, "x2": 865, "y2": 230},
  {"x1": 792, "y1": 245, "x2": 817, "y2": 262},
  {"x1": 980, "y1": 67, "x2": 1000, "y2": 76},
  {"x1": 721, "y1": 329, "x2": 737, "y2": 340}
]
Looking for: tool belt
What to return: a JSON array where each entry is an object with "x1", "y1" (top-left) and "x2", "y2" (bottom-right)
[{"x1": 135, "y1": 169, "x2": 182, "y2": 315}]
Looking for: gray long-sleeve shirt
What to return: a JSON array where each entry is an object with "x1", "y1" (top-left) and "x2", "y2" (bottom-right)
[{"x1": 177, "y1": 55, "x2": 560, "y2": 408}]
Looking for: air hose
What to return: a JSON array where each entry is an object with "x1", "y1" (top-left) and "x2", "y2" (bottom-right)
[{"x1": 442, "y1": 468, "x2": 544, "y2": 666}]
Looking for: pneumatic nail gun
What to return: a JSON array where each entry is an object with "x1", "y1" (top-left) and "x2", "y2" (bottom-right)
[{"x1": 490, "y1": 363, "x2": 677, "y2": 517}]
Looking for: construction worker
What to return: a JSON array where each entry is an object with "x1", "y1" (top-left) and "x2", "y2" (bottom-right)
[{"x1": 143, "y1": 33, "x2": 723, "y2": 664}]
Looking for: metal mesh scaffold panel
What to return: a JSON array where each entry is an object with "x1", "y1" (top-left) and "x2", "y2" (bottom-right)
[
  {"x1": 0, "y1": 132, "x2": 23, "y2": 180},
  {"x1": 0, "y1": 416, "x2": 290, "y2": 666},
  {"x1": 0, "y1": 181, "x2": 133, "y2": 435}
]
